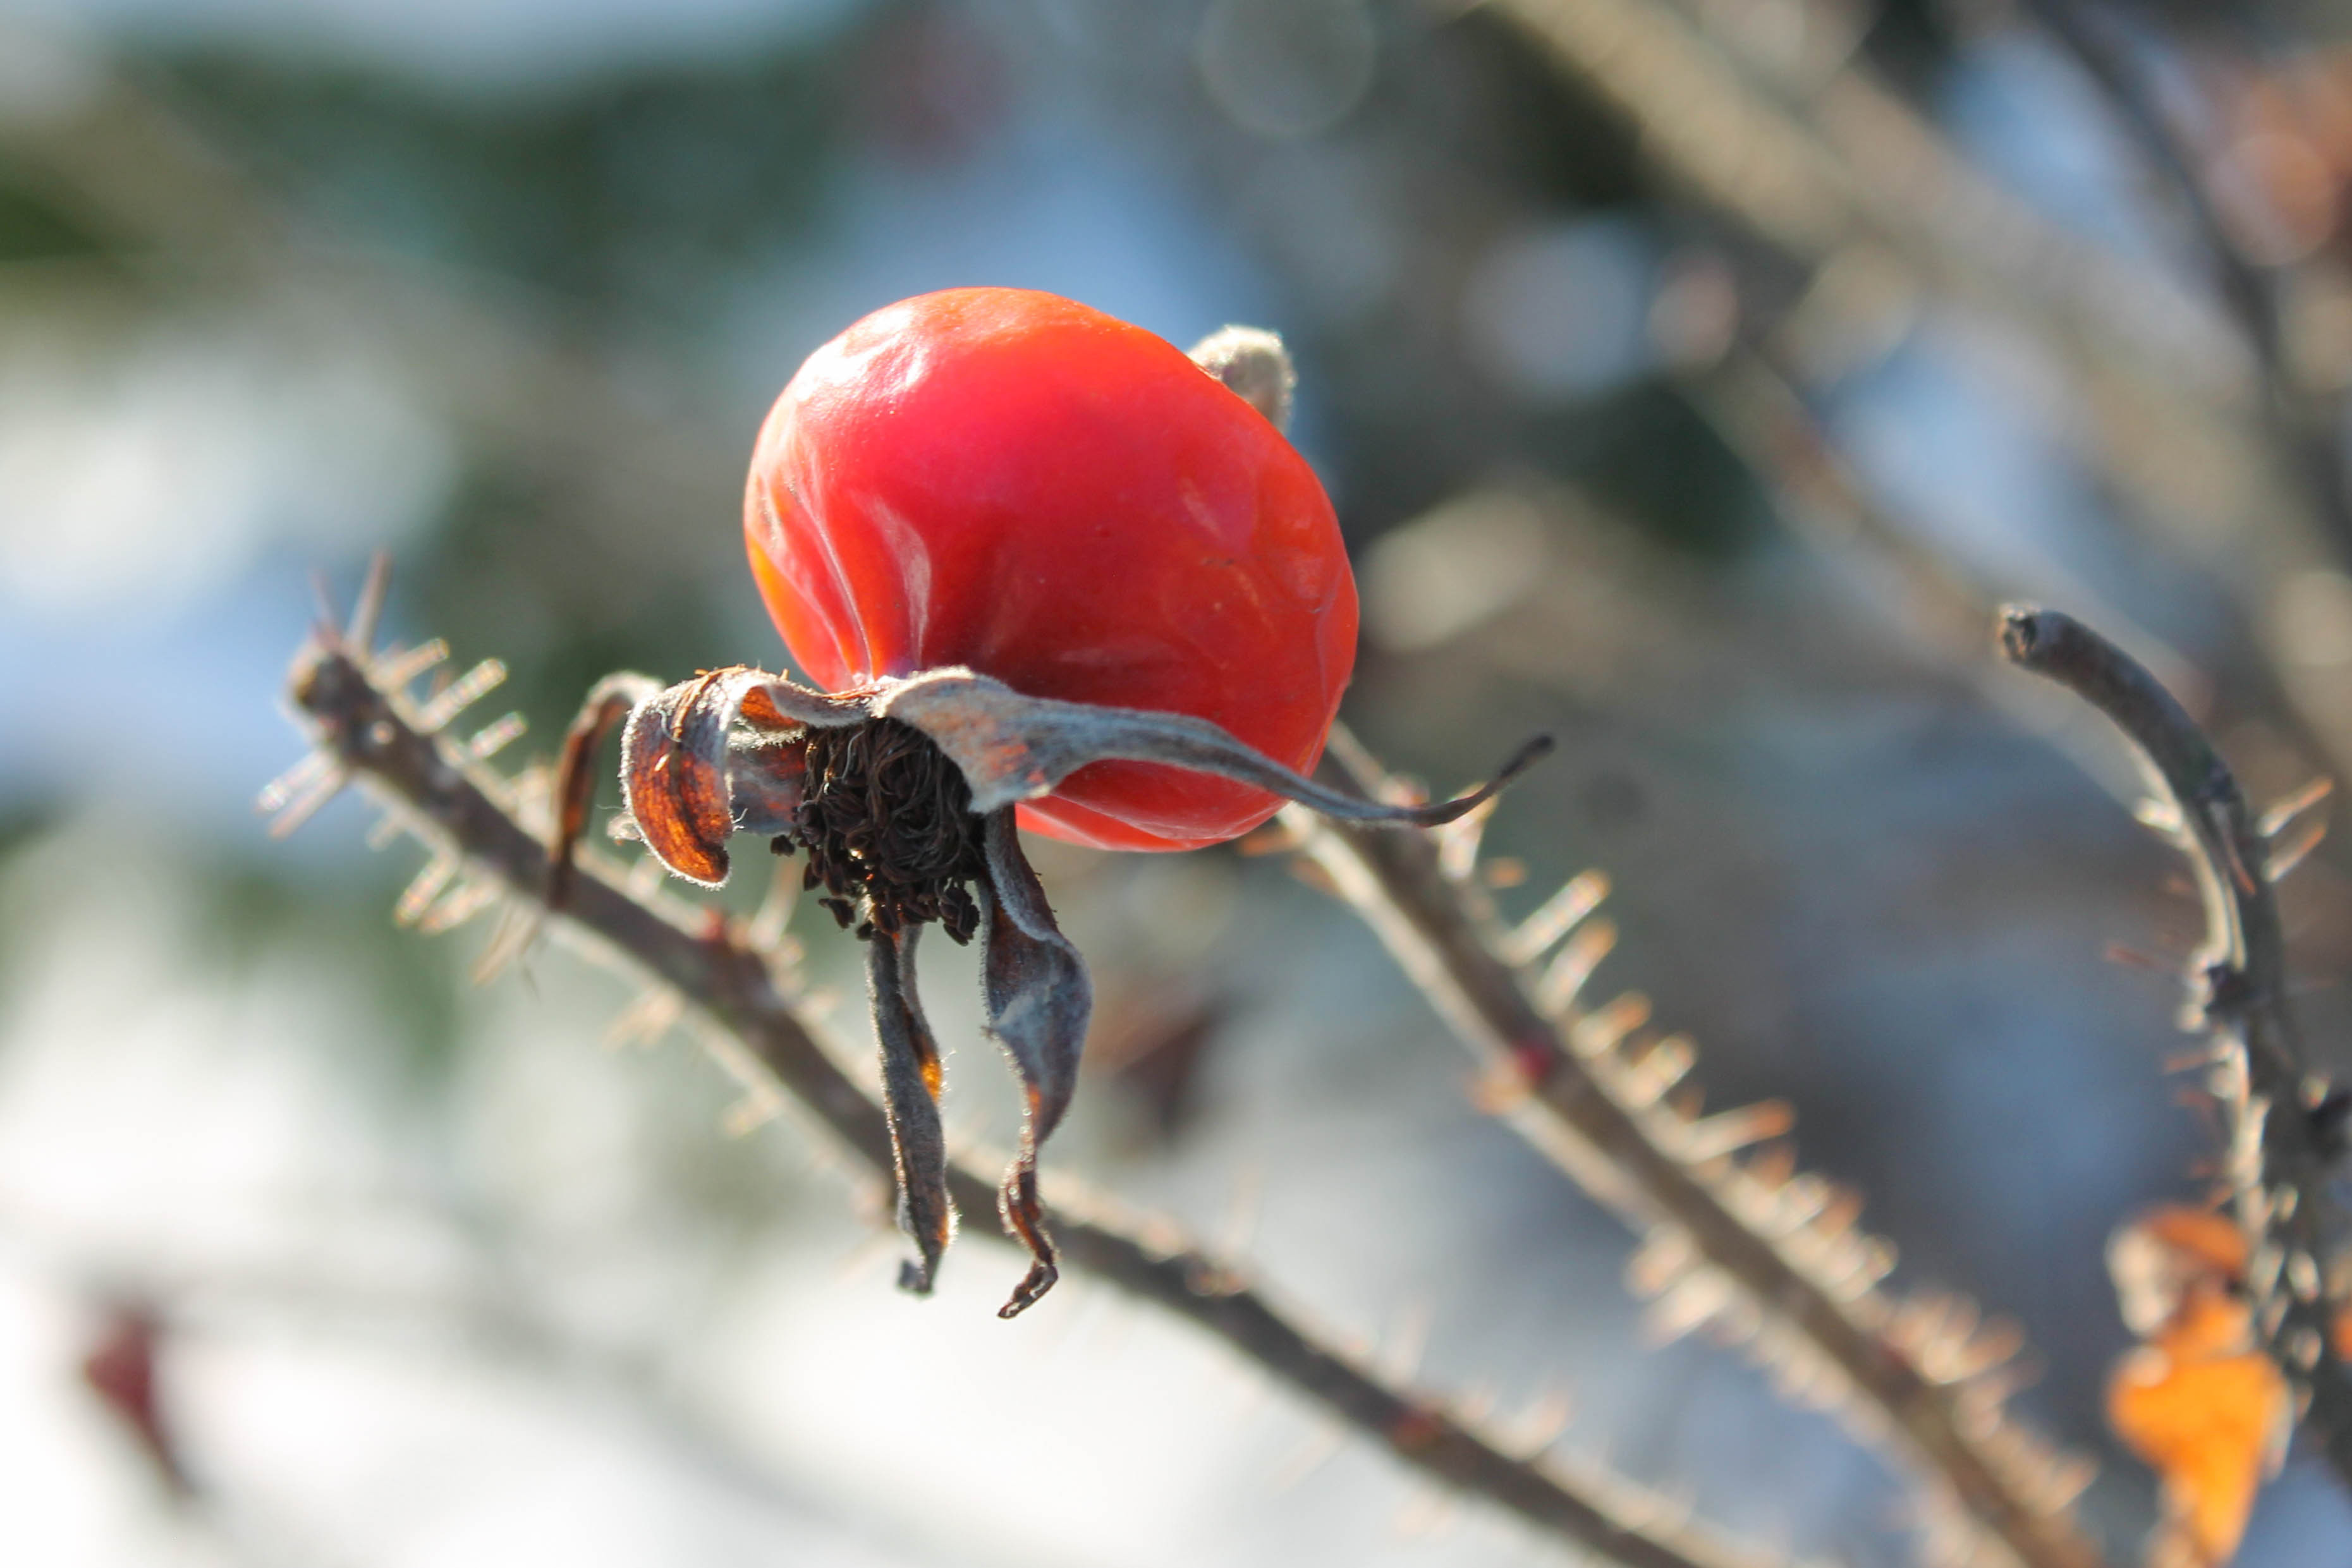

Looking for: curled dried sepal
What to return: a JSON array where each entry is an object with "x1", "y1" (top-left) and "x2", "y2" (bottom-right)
[
  {"x1": 977, "y1": 810, "x2": 1092, "y2": 1317},
  {"x1": 874, "y1": 667, "x2": 1551, "y2": 825},
  {"x1": 549, "y1": 672, "x2": 661, "y2": 909},
  {"x1": 547, "y1": 665, "x2": 842, "y2": 899}
]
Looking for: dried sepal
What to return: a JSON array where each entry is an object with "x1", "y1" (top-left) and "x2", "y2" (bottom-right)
[
  {"x1": 549, "y1": 667, "x2": 829, "y2": 900},
  {"x1": 549, "y1": 673, "x2": 661, "y2": 908},
  {"x1": 870, "y1": 925, "x2": 954, "y2": 1293},
  {"x1": 976, "y1": 810, "x2": 1092, "y2": 1318},
  {"x1": 875, "y1": 667, "x2": 1550, "y2": 825}
]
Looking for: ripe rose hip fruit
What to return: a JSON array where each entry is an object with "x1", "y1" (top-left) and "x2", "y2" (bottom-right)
[
  {"x1": 551, "y1": 289, "x2": 1546, "y2": 1316},
  {"x1": 744, "y1": 288, "x2": 1357, "y2": 852}
]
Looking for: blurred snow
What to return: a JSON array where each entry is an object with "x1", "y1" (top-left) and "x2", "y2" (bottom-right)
[{"x1": 0, "y1": 320, "x2": 449, "y2": 614}]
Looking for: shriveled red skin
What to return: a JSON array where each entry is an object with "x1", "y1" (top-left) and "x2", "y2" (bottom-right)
[{"x1": 744, "y1": 287, "x2": 1358, "y2": 851}]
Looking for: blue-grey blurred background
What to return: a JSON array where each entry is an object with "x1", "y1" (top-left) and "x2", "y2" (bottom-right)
[{"x1": 4, "y1": 0, "x2": 2352, "y2": 1563}]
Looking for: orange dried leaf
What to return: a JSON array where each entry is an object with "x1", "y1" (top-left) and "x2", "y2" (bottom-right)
[{"x1": 2108, "y1": 1294, "x2": 2287, "y2": 1567}]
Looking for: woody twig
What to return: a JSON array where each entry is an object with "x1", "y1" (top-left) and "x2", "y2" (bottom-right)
[
  {"x1": 272, "y1": 600, "x2": 1775, "y2": 1568},
  {"x1": 2000, "y1": 605, "x2": 2352, "y2": 1491},
  {"x1": 1284, "y1": 728, "x2": 2106, "y2": 1568}
]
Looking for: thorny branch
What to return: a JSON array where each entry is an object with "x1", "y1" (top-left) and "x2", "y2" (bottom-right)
[
  {"x1": 275, "y1": 616, "x2": 1776, "y2": 1568},
  {"x1": 1283, "y1": 734, "x2": 2105, "y2": 1568},
  {"x1": 1999, "y1": 605, "x2": 2352, "y2": 1492}
]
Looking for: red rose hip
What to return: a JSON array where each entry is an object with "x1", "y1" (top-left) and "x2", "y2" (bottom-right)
[{"x1": 743, "y1": 286, "x2": 1358, "y2": 851}]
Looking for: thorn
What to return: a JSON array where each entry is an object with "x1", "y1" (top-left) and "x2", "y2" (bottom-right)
[
  {"x1": 465, "y1": 712, "x2": 528, "y2": 761},
  {"x1": 1470, "y1": 1063, "x2": 1535, "y2": 1114},
  {"x1": 1500, "y1": 869, "x2": 1610, "y2": 967},
  {"x1": 699, "y1": 1028, "x2": 790, "y2": 1138},
  {"x1": 1743, "y1": 1143, "x2": 1796, "y2": 1191},
  {"x1": 370, "y1": 638, "x2": 450, "y2": 691},
  {"x1": 1811, "y1": 1184, "x2": 1864, "y2": 1241},
  {"x1": 417, "y1": 877, "x2": 501, "y2": 936},
  {"x1": 1286, "y1": 858, "x2": 1340, "y2": 897},
  {"x1": 1678, "y1": 1100, "x2": 1796, "y2": 1163},
  {"x1": 2259, "y1": 776, "x2": 2332, "y2": 839},
  {"x1": 1947, "y1": 1318, "x2": 2025, "y2": 1383},
  {"x1": 605, "y1": 988, "x2": 685, "y2": 1050},
  {"x1": 1830, "y1": 1236, "x2": 1897, "y2": 1299},
  {"x1": 472, "y1": 905, "x2": 540, "y2": 984},
  {"x1": 2265, "y1": 813, "x2": 2328, "y2": 882},
  {"x1": 2038, "y1": 1454, "x2": 2097, "y2": 1512},
  {"x1": 1645, "y1": 1267, "x2": 1735, "y2": 1345},
  {"x1": 256, "y1": 751, "x2": 334, "y2": 815},
  {"x1": 1506, "y1": 1387, "x2": 1574, "y2": 1457},
  {"x1": 1375, "y1": 1299, "x2": 1432, "y2": 1384},
  {"x1": 1435, "y1": 796, "x2": 1494, "y2": 882},
  {"x1": 1568, "y1": 991, "x2": 1651, "y2": 1059},
  {"x1": 2160, "y1": 1042, "x2": 2228, "y2": 1073},
  {"x1": 1614, "y1": 1033, "x2": 1695, "y2": 1107},
  {"x1": 1533, "y1": 918, "x2": 1615, "y2": 1017},
  {"x1": 1626, "y1": 1229, "x2": 1694, "y2": 1297},
  {"x1": 347, "y1": 551, "x2": 393, "y2": 657},
  {"x1": 394, "y1": 854, "x2": 458, "y2": 927},
  {"x1": 416, "y1": 660, "x2": 509, "y2": 732},
  {"x1": 1233, "y1": 820, "x2": 1299, "y2": 857},
  {"x1": 1478, "y1": 856, "x2": 1526, "y2": 889},
  {"x1": 745, "y1": 857, "x2": 803, "y2": 955},
  {"x1": 263, "y1": 765, "x2": 349, "y2": 839},
  {"x1": 308, "y1": 567, "x2": 342, "y2": 640},
  {"x1": 1774, "y1": 1174, "x2": 1831, "y2": 1230}
]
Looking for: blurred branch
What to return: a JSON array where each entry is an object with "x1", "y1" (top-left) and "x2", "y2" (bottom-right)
[
  {"x1": 1679, "y1": 344, "x2": 2277, "y2": 818},
  {"x1": 1483, "y1": 0, "x2": 2246, "y2": 410},
  {"x1": 2021, "y1": 0, "x2": 2352, "y2": 563},
  {"x1": 1999, "y1": 605, "x2": 2352, "y2": 1492},
  {"x1": 274, "y1": 617, "x2": 1777, "y2": 1568},
  {"x1": 1486, "y1": 0, "x2": 2352, "y2": 798},
  {"x1": 1283, "y1": 735, "x2": 2106, "y2": 1568}
]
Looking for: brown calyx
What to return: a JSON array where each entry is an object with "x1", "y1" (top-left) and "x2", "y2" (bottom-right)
[{"x1": 779, "y1": 717, "x2": 986, "y2": 942}]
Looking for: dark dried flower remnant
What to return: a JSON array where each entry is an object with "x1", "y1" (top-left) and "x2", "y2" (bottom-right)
[{"x1": 785, "y1": 717, "x2": 987, "y2": 944}]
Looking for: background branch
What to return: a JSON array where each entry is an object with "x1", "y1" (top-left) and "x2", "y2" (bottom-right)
[
  {"x1": 1283, "y1": 733, "x2": 2105, "y2": 1568},
  {"x1": 1999, "y1": 605, "x2": 2352, "y2": 1490},
  {"x1": 276, "y1": 623, "x2": 1774, "y2": 1568}
]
